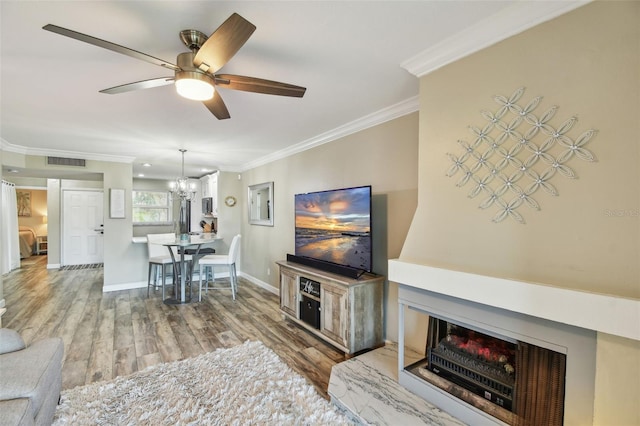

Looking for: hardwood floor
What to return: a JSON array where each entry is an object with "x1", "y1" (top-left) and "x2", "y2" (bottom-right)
[{"x1": 2, "y1": 256, "x2": 345, "y2": 398}]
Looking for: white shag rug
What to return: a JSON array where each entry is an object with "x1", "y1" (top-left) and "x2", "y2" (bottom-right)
[{"x1": 54, "y1": 340, "x2": 354, "y2": 425}]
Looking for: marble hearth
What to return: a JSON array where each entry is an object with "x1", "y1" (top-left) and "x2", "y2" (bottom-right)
[{"x1": 329, "y1": 343, "x2": 465, "y2": 425}]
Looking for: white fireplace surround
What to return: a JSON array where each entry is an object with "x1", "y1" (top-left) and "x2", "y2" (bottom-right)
[
  {"x1": 389, "y1": 259, "x2": 640, "y2": 342},
  {"x1": 389, "y1": 259, "x2": 640, "y2": 425}
]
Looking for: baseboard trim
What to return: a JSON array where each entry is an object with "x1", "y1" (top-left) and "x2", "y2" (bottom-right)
[
  {"x1": 47, "y1": 263, "x2": 61, "y2": 269},
  {"x1": 101, "y1": 271, "x2": 230, "y2": 293},
  {"x1": 100, "y1": 272, "x2": 279, "y2": 295},
  {"x1": 103, "y1": 281, "x2": 147, "y2": 293},
  {"x1": 239, "y1": 272, "x2": 279, "y2": 295}
]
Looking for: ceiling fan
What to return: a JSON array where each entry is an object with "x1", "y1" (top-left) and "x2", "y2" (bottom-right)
[{"x1": 43, "y1": 13, "x2": 306, "y2": 120}]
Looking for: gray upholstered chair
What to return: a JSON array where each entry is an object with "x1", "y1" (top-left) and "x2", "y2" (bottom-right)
[
  {"x1": 0, "y1": 328, "x2": 64, "y2": 426},
  {"x1": 198, "y1": 234, "x2": 241, "y2": 301}
]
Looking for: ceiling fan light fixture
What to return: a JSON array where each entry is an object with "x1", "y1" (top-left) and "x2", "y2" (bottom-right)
[
  {"x1": 175, "y1": 72, "x2": 214, "y2": 101},
  {"x1": 175, "y1": 51, "x2": 214, "y2": 101}
]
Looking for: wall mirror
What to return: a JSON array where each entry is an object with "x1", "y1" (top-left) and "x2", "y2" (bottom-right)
[{"x1": 248, "y1": 181, "x2": 274, "y2": 226}]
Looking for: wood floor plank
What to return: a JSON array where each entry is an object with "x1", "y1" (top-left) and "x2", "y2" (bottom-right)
[
  {"x1": 11, "y1": 288, "x2": 63, "y2": 345},
  {"x1": 1, "y1": 256, "x2": 346, "y2": 399},
  {"x1": 114, "y1": 292, "x2": 131, "y2": 317},
  {"x1": 137, "y1": 352, "x2": 163, "y2": 371},
  {"x1": 216, "y1": 329, "x2": 243, "y2": 347},
  {"x1": 61, "y1": 359, "x2": 89, "y2": 390},
  {"x1": 129, "y1": 290, "x2": 150, "y2": 321},
  {"x1": 301, "y1": 345, "x2": 337, "y2": 384},
  {"x1": 95, "y1": 307, "x2": 115, "y2": 343},
  {"x1": 131, "y1": 317, "x2": 159, "y2": 356},
  {"x1": 143, "y1": 295, "x2": 168, "y2": 323},
  {"x1": 30, "y1": 290, "x2": 76, "y2": 343},
  {"x1": 53, "y1": 282, "x2": 94, "y2": 355},
  {"x1": 114, "y1": 294, "x2": 135, "y2": 351},
  {"x1": 179, "y1": 304, "x2": 207, "y2": 330},
  {"x1": 154, "y1": 320, "x2": 184, "y2": 363},
  {"x1": 184, "y1": 319, "x2": 220, "y2": 353},
  {"x1": 65, "y1": 298, "x2": 102, "y2": 362},
  {"x1": 86, "y1": 339, "x2": 113, "y2": 384},
  {"x1": 166, "y1": 308, "x2": 203, "y2": 359},
  {"x1": 114, "y1": 345, "x2": 138, "y2": 378}
]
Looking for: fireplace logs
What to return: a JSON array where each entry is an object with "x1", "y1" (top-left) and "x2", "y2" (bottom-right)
[{"x1": 426, "y1": 319, "x2": 516, "y2": 410}]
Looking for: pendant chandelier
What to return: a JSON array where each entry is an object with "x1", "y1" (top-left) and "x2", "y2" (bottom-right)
[{"x1": 169, "y1": 149, "x2": 197, "y2": 201}]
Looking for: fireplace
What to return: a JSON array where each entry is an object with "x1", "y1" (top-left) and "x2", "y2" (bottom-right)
[
  {"x1": 391, "y1": 261, "x2": 605, "y2": 425},
  {"x1": 406, "y1": 315, "x2": 566, "y2": 425}
]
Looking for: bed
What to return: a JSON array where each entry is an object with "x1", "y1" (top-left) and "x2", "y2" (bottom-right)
[{"x1": 19, "y1": 226, "x2": 37, "y2": 259}]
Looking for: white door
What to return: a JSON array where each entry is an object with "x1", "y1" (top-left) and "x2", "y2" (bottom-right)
[{"x1": 62, "y1": 190, "x2": 104, "y2": 265}]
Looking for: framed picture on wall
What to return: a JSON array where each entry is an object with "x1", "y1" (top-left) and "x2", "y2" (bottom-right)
[
  {"x1": 109, "y1": 188, "x2": 126, "y2": 219},
  {"x1": 17, "y1": 190, "x2": 31, "y2": 217}
]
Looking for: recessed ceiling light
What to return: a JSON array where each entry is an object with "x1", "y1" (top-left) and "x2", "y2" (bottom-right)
[
  {"x1": 142, "y1": 163, "x2": 152, "y2": 167},
  {"x1": 201, "y1": 168, "x2": 212, "y2": 173},
  {"x1": 137, "y1": 173, "x2": 145, "y2": 177}
]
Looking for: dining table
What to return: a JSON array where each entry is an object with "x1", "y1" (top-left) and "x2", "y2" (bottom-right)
[{"x1": 160, "y1": 233, "x2": 221, "y2": 304}]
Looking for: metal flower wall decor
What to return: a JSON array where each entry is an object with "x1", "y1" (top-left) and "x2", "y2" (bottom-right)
[{"x1": 445, "y1": 87, "x2": 597, "y2": 224}]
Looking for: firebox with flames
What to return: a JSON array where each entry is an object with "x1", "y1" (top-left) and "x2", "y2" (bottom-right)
[
  {"x1": 429, "y1": 323, "x2": 517, "y2": 410},
  {"x1": 421, "y1": 320, "x2": 517, "y2": 411},
  {"x1": 407, "y1": 315, "x2": 567, "y2": 425}
]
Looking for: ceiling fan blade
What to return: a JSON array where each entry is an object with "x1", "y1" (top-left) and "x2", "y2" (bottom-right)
[
  {"x1": 43, "y1": 24, "x2": 180, "y2": 71},
  {"x1": 214, "y1": 74, "x2": 306, "y2": 97},
  {"x1": 100, "y1": 77, "x2": 175, "y2": 95},
  {"x1": 193, "y1": 13, "x2": 256, "y2": 74},
  {"x1": 203, "y1": 91, "x2": 231, "y2": 120}
]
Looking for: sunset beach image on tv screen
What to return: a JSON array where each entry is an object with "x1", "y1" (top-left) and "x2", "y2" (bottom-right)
[{"x1": 294, "y1": 186, "x2": 371, "y2": 272}]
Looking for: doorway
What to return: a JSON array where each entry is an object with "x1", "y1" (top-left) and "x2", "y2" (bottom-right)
[{"x1": 62, "y1": 190, "x2": 104, "y2": 266}]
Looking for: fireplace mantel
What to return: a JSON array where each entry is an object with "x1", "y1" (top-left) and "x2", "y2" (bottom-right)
[{"x1": 389, "y1": 259, "x2": 639, "y2": 342}]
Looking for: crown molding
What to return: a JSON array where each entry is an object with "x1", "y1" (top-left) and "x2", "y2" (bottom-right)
[
  {"x1": 240, "y1": 96, "x2": 419, "y2": 172},
  {"x1": 401, "y1": 1, "x2": 590, "y2": 77},
  {"x1": 1, "y1": 138, "x2": 135, "y2": 163}
]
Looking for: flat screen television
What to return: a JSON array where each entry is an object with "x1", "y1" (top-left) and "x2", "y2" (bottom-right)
[{"x1": 294, "y1": 185, "x2": 372, "y2": 273}]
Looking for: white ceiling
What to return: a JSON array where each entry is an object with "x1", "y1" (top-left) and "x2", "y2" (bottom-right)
[{"x1": 0, "y1": 1, "x2": 586, "y2": 181}]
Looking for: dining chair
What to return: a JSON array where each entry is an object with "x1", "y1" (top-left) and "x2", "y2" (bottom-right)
[
  {"x1": 198, "y1": 234, "x2": 241, "y2": 301},
  {"x1": 146, "y1": 233, "x2": 192, "y2": 299}
]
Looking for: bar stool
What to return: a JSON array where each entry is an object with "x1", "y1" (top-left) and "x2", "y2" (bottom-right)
[
  {"x1": 198, "y1": 234, "x2": 241, "y2": 301},
  {"x1": 147, "y1": 233, "x2": 192, "y2": 299}
]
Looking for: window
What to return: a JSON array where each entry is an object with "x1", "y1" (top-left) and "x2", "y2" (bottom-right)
[{"x1": 132, "y1": 190, "x2": 172, "y2": 225}]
